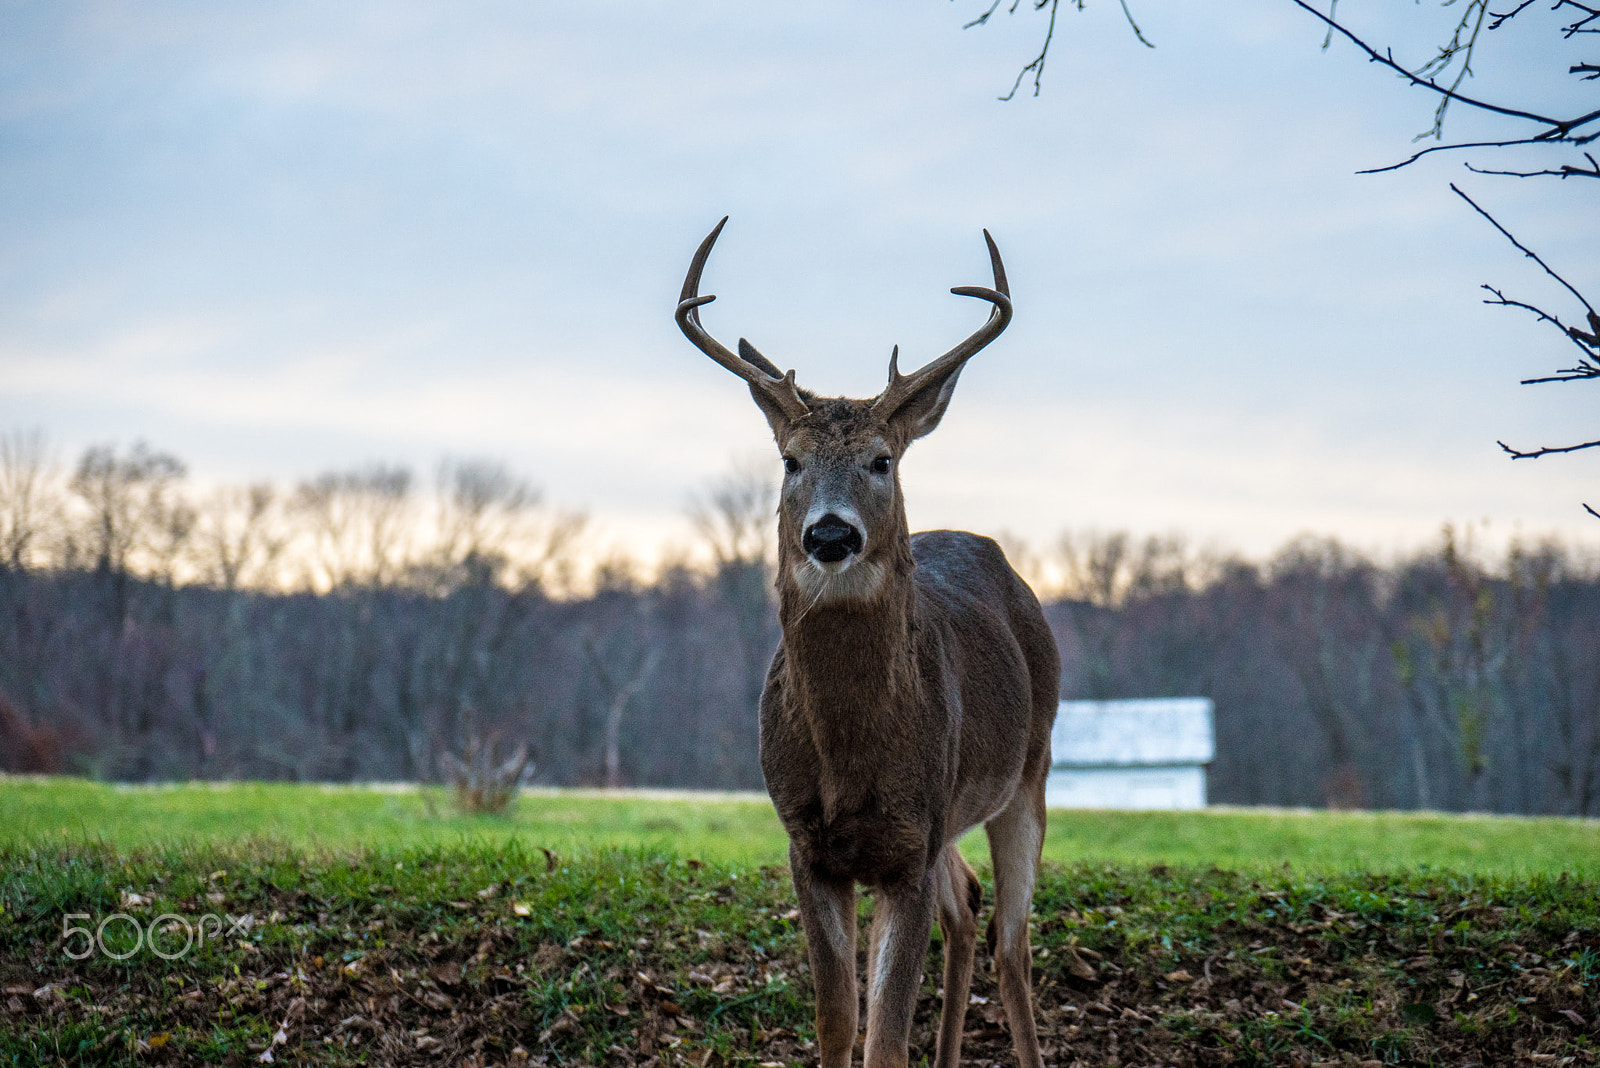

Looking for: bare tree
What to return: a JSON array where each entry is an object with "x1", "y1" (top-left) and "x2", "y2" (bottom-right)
[
  {"x1": 583, "y1": 636, "x2": 662, "y2": 787},
  {"x1": 292, "y1": 464, "x2": 415, "y2": 589},
  {"x1": 66, "y1": 441, "x2": 189, "y2": 578},
  {"x1": 686, "y1": 457, "x2": 777, "y2": 570},
  {"x1": 959, "y1": 1, "x2": 1599, "y2": 513},
  {"x1": 686, "y1": 459, "x2": 780, "y2": 743},
  {"x1": 431, "y1": 458, "x2": 586, "y2": 593},
  {"x1": 433, "y1": 458, "x2": 537, "y2": 586},
  {"x1": 194, "y1": 482, "x2": 286, "y2": 590},
  {"x1": 1282, "y1": 2, "x2": 1600, "y2": 509},
  {"x1": 0, "y1": 429, "x2": 59, "y2": 572}
]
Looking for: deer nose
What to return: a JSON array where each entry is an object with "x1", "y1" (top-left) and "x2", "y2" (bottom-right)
[{"x1": 803, "y1": 514, "x2": 864, "y2": 563}]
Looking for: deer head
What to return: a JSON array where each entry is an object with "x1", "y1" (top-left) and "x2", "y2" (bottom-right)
[{"x1": 675, "y1": 218, "x2": 1012, "y2": 606}]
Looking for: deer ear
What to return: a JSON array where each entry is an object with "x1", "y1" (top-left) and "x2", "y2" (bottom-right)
[
  {"x1": 883, "y1": 353, "x2": 967, "y2": 442},
  {"x1": 738, "y1": 338, "x2": 784, "y2": 379},
  {"x1": 739, "y1": 339, "x2": 801, "y2": 438}
]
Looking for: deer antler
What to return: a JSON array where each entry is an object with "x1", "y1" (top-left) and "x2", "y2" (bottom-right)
[
  {"x1": 676, "y1": 217, "x2": 810, "y2": 423},
  {"x1": 872, "y1": 230, "x2": 1012, "y2": 420}
]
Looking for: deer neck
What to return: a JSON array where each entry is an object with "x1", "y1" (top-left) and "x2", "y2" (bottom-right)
[{"x1": 776, "y1": 532, "x2": 920, "y2": 796}]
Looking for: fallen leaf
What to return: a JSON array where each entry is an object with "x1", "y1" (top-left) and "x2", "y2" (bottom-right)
[
  {"x1": 511, "y1": 901, "x2": 532, "y2": 917},
  {"x1": 1560, "y1": 1008, "x2": 1588, "y2": 1027},
  {"x1": 1065, "y1": 947, "x2": 1097, "y2": 981},
  {"x1": 1164, "y1": 969, "x2": 1192, "y2": 983},
  {"x1": 146, "y1": 1034, "x2": 170, "y2": 1048}
]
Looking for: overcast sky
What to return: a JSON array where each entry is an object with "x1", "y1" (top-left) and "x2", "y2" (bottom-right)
[{"x1": 2, "y1": 0, "x2": 1594, "y2": 568}]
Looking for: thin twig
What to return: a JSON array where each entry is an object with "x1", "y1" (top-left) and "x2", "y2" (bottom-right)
[
  {"x1": 1465, "y1": 150, "x2": 1600, "y2": 179},
  {"x1": 1452, "y1": 184, "x2": 1598, "y2": 317},
  {"x1": 1585, "y1": 503, "x2": 1600, "y2": 520},
  {"x1": 1498, "y1": 438, "x2": 1600, "y2": 459},
  {"x1": 1481, "y1": 286, "x2": 1600, "y2": 365},
  {"x1": 1118, "y1": 0, "x2": 1154, "y2": 47},
  {"x1": 1487, "y1": 1, "x2": 1537, "y2": 31},
  {"x1": 961, "y1": 0, "x2": 1005, "y2": 29},
  {"x1": 1288, "y1": 0, "x2": 1569, "y2": 129},
  {"x1": 1359, "y1": 137, "x2": 1579, "y2": 174},
  {"x1": 1000, "y1": 0, "x2": 1060, "y2": 100}
]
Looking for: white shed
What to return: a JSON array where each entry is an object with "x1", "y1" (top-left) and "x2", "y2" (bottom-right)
[{"x1": 1045, "y1": 698, "x2": 1215, "y2": 810}]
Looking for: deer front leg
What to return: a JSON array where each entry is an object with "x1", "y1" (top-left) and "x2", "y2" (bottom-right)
[
  {"x1": 792, "y1": 854, "x2": 858, "y2": 1068},
  {"x1": 862, "y1": 874, "x2": 937, "y2": 1068}
]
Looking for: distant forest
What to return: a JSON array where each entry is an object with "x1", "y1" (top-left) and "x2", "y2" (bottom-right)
[{"x1": 1, "y1": 433, "x2": 1597, "y2": 815}]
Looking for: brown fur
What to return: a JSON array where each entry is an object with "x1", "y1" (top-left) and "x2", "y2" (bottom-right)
[
  {"x1": 679, "y1": 224, "x2": 1056, "y2": 1068},
  {"x1": 756, "y1": 396, "x2": 1058, "y2": 1068}
]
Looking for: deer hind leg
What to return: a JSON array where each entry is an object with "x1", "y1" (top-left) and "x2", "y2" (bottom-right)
[
  {"x1": 862, "y1": 876, "x2": 936, "y2": 1068},
  {"x1": 932, "y1": 845, "x2": 980, "y2": 1068},
  {"x1": 984, "y1": 785, "x2": 1046, "y2": 1068},
  {"x1": 792, "y1": 856, "x2": 858, "y2": 1068}
]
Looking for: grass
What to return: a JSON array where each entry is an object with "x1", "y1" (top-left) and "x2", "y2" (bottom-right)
[
  {"x1": 3, "y1": 776, "x2": 1598, "y2": 878},
  {"x1": 1, "y1": 840, "x2": 1596, "y2": 1067},
  {"x1": 0, "y1": 778, "x2": 788, "y2": 865}
]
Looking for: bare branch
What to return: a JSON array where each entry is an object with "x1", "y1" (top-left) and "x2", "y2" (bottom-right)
[
  {"x1": 1452, "y1": 184, "x2": 1598, "y2": 317},
  {"x1": 961, "y1": 0, "x2": 1005, "y2": 29},
  {"x1": 1585, "y1": 502, "x2": 1600, "y2": 519},
  {"x1": 1118, "y1": 0, "x2": 1155, "y2": 48},
  {"x1": 1498, "y1": 437, "x2": 1600, "y2": 459},
  {"x1": 961, "y1": 0, "x2": 1149, "y2": 101},
  {"x1": 1288, "y1": 0, "x2": 1573, "y2": 132},
  {"x1": 1408, "y1": 0, "x2": 1489, "y2": 140},
  {"x1": 1556, "y1": 0, "x2": 1600, "y2": 37},
  {"x1": 1358, "y1": 136, "x2": 1588, "y2": 174},
  {"x1": 1465, "y1": 151, "x2": 1600, "y2": 179},
  {"x1": 999, "y1": 0, "x2": 1060, "y2": 101},
  {"x1": 1481, "y1": 286, "x2": 1600, "y2": 372},
  {"x1": 1487, "y1": 1, "x2": 1537, "y2": 31}
]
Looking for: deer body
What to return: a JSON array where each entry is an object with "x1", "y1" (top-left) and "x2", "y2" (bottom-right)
[{"x1": 676, "y1": 220, "x2": 1058, "y2": 1068}]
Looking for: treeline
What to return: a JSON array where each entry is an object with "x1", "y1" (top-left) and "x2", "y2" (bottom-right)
[
  {"x1": 1049, "y1": 530, "x2": 1600, "y2": 815},
  {"x1": 0, "y1": 434, "x2": 1597, "y2": 814}
]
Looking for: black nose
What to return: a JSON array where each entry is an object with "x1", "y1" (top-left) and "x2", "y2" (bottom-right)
[{"x1": 803, "y1": 514, "x2": 864, "y2": 563}]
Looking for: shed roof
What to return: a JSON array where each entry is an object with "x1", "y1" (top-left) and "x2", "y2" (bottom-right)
[{"x1": 1050, "y1": 698, "x2": 1215, "y2": 768}]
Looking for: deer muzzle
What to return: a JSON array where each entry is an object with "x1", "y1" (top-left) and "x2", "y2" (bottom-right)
[{"x1": 802, "y1": 514, "x2": 864, "y2": 564}]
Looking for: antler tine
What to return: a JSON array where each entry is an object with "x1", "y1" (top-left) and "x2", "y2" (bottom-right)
[
  {"x1": 676, "y1": 217, "x2": 809, "y2": 421},
  {"x1": 874, "y1": 229, "x2": 1012, "y2": 416}
]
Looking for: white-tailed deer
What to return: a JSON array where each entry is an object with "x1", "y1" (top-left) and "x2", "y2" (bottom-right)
[{"x1": 676, "y1": 218, "x2": 1060, "y2": 1068}]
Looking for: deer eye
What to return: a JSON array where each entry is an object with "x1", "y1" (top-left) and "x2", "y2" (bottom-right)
[
  {"x1": 783, "y1": 456, "x2": 801, "y2": 475},
  {"x1": 870, "y1": 456, "x2": 892, "y2": 475}
]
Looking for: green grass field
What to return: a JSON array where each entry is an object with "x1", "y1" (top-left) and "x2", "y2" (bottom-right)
[
  {"x1": 3, "y1": 777, "x2": 1598, "y2": 1065},
  {"x1": 3, "y1": 837, "x2": 1597, "y2": 1066},
  {"x1": 3, "y1": 775, "x2": 1597, "y2": 877}
]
